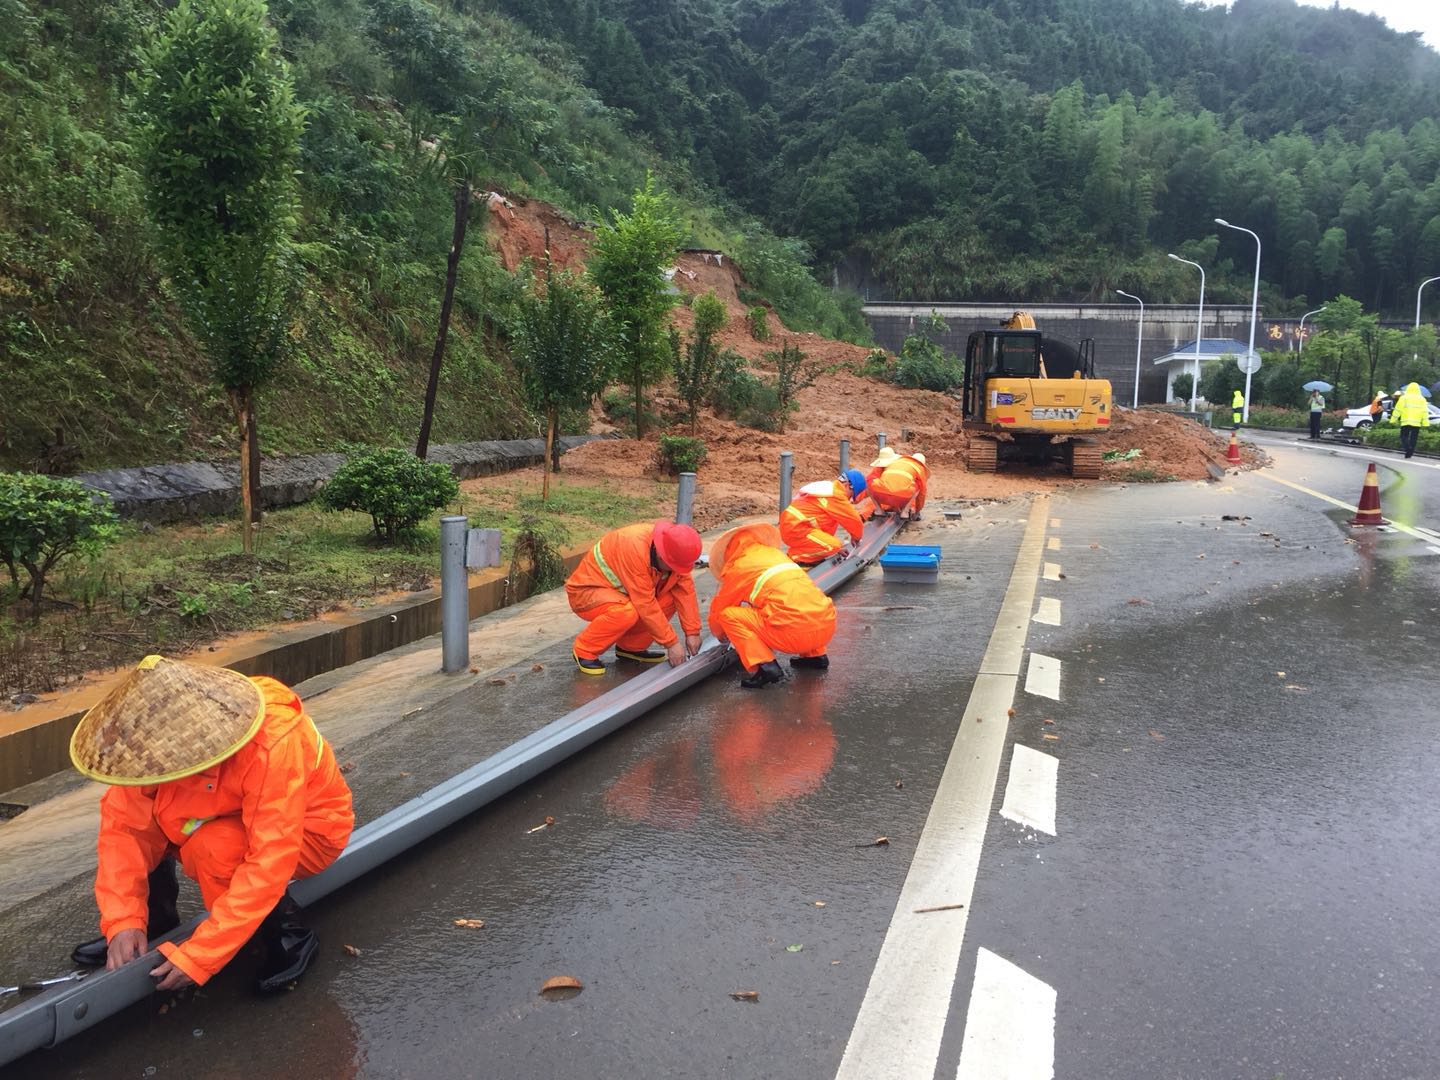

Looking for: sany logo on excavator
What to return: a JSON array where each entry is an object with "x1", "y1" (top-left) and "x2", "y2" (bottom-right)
[{"x1": 1032, "y1": 407, "x2": 1081, "y2": 420}]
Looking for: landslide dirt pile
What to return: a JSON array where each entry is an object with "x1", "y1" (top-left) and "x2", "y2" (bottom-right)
[{"x1": 1101, "y1": 408, "x2": 1263, "y2": 481}]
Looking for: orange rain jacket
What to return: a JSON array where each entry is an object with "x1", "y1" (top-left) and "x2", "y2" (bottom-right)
[
  {"x1": 709, "y1": 533, "x2": 836, "y2": 670},
  {"x1": 869, "y1": 456, "x2": 929, "y2": 512},
  {"x1": 566, "y1": 522, "x2": 701, "y2": 648},
  {"x1": 95, "y1": 678, "x2": 354, "y2": 985},
  {"x1": 780, "y1": 480, "x2": 865, "y2": 564}
]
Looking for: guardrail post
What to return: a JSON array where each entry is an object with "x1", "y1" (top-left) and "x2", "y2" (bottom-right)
[
  {"x1": 676, "y1": 472, "x2": 696, "y2": 525},
  {"x1": 779, "y1": 451, "x2": 794, "y2": 510},
  {"x1": 839, "y1": 438, "x2": 850, "y2": 473},
  {"x1": 876, "y1": 432, "x2": 887, "y2": 451},
  {"x1": 440, "y1": 515, "x2": 469, "y2": 674}
]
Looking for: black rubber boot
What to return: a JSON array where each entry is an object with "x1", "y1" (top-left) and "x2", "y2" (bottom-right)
[
  {"x1": 790, "y1": 654, "x2": 830, "y2": 670},
  {"x1": 72, "y1": 855, "x2": 180, "y2": 967},
  {"x1": 615, "y1": 648, "x2": 665, "y2": 664},
  {"x1": 256, "y1": 891, "x2": 319, "y2": 993},
  {"x1": 740, "y1": 660, "x2": 786, "y2": 689}
]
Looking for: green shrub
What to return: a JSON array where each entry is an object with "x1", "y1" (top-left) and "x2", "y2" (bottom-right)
[
  {"x1": 0, "y1": 473, "x2": 119, "y2": 616},
  {"x1": 860, "y1": 348, "x2": 893, "y2": 379},
  {"x1": 601, "y1": 387, "x2": 662, "y2": 433},
  {"x1": 708, "y1": 352, "x2": 785, "y2": 431},
  {"x1": 892, "y1": 333, "x2": 963, "y2": 391},
  {"x1": 1363, "y1": 425, "x2": 1440, "y2": 453},
  {"x1": 656, "y1": 434, "x2": 708, "y2": 475},
  {"x1": 1245, "y1": 406, "x2": 1307, "y2": 429},
  {"x1": 320, "y1": 448, "x2": 459, "y2": 543},
  {"x1": 747, "y1": 306, "x2": 771, "y2": 341}
]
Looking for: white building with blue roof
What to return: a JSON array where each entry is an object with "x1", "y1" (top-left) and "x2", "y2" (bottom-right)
[{"x1": 1152, "y1": 339, "x2": 1261, "y2": 403}]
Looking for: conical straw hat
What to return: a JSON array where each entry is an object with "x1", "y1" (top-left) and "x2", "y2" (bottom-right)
[
  {"x1": 69, "y1": 656, "x2": 265, "y2": 785},
  {"x1": 709, "y1": 522, "x2": 784, "y2": 580},
  {"x1": 869, "y1": 446, "x2": 900, "y2": 469}
]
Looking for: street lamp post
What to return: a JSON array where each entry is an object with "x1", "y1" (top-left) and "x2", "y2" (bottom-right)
[
  {"x1": 1416, "y1": 275, "x2": 1440, "y2": 362},
  {"x1": 1298, "y1": 306, "x2": 1326, "y2": 355},
  {"x1": 1168, "y1": 253, "x2": 1205, "y2": 413},
  {"x1": 1115, "y1": 290, "x2": 1144, "y2": 408},
  {"x1": 1216, "y1": 218, "x2": 1261, "y2": 422}
]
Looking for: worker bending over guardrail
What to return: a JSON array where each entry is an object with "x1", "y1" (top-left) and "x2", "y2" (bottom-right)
[{"x1": 780, "y1": 468, "x2": 867, "y2": 566}]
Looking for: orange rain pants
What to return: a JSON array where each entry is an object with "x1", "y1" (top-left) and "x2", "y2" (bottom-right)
[
  {"x1": 869, "y1": 457, "x2": 929, "y2": 512},
  {"x1": 708, "y1": 533, "x2": 836, "y2": 671},
  {"x1": 566, "y1": 522, "x2": 701, "y2": 657},
  {"x1": 780, "y1": 481, "x2": 865, "y2": 565},
  {"x1": 94, "y1": 678, "x2": 354, "y2": 986}
]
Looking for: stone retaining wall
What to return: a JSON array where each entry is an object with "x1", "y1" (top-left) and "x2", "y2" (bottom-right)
[{"x1": 75, "y1": 435, "x2": 607, "y2": 522}]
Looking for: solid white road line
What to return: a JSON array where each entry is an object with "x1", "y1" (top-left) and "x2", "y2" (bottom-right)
[
  {"x1": 1428, "y1": 546, "x2": 1440, "y2": 556},
  {"x1": 999, "y1": 745, "x2": 1058, "y2": 836},
  {"x1": 1042, "y1": 562, "x2": 1062, "y2": 581},
  {"x1": 1024, "y1": 654, "x2": 1061, "y2": 700},
  {"x1": 1032, "y1": 597, "x2": 1061, "y2": 626},
  {"x1": 1046, "y1": 536, "x2": 1061, "y2": 551},
  {"x1": 1289, "y1": 438, "x2": 1440, "y2": 472},
  {"x1": 955, "y1": 949, "x2": 1057, "y2": 1080},
  {"x1": 834, "y1": 497, "x2": 1050, "y2": 1080}
]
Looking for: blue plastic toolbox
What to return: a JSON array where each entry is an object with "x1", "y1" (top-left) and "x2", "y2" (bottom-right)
[{"x1": 878, "y1": 544, "x2": 942, "y2": 583}]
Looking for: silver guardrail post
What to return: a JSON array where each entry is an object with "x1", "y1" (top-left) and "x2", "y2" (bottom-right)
[
  {"x1": 876, "y1": 431, "x2": 887, "y2": 451},
  {"x1": 839, "y1": 438, "x2": 850, "y2": 473},
  {"x1": 676, "y1": 472, "x2": 696, "y2": 525},
  {"x1": 440, "y1": 515, "x2": 468, "y2": 674},
  {"x1": 779, "y1": 451, "x2": 793, "y2": 510}
]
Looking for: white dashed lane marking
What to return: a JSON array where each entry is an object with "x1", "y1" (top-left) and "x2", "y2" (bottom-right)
[
  {"x1": 1032, "y1": 597, "x2": 1061, "y2": 626},
  {"x1": 955, "y1": 949, "x2": 1057, "y2": 1080},
  {"x1": 1024, "y1": 653, "x2": 1061, "y2": 700},
  {"x1": 1046, "y1": 536, "x2": 1061, "y2": 551},
  {"x1": 1042, "y1": 562, "x2": 1062, "y2": 582},
  {"x1": 999, "y1": 744, "x2": 1058, "y2": 836}
]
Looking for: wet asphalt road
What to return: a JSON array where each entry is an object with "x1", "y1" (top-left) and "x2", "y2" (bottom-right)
[{"x1": 10, "y1": 433, "x2": 1440, "y2": 1079}]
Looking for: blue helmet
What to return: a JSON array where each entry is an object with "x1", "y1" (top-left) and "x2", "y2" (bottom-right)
[{"x1": 842, "y1": 468, "x2": 867, "y2": 499}]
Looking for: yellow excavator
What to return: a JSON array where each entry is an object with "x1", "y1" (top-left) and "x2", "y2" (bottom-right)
[{"x1": 961, "y1": 311, "x2": 1112, "y2": 479}]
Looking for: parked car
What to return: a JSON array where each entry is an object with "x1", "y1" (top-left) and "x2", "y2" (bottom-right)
[{"x1": 1341, "y1": 401, "x2": 1440, "y2": 430}]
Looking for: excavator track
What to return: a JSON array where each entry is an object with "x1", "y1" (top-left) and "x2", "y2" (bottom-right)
[
  {"x1": 967, "y1": 435, "x2": 999, "y2": 473},
  {"x1": 1068, "y1": 439, "x2": 1102, "y2": 479}
]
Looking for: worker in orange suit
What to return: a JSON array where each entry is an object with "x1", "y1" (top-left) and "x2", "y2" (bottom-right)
[
  {"x1": 708, "y1": 522, "x2": 836, "y2": 688},
  {"x1": 566, "y1": 519, "x2": 704, "y2": 675},
  {"x1": 868, "y1": 450, "x2": 929, "y2": 518},
  {"x1": 69, "y1": 656, "x2": 354, "y2": 993},
  {"x1": 780, "y1": 468, "x2": 867, "y2": 566}
]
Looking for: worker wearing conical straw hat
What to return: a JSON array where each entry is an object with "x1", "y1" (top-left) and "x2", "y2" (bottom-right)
[
  {"x1": 68, "y1": 656, "x2": 354, "y2": 993},
  {"x1": 868, "y1": 450, "x2": 929, "y2": 519},
  {"x1": 708, "y1": 523, "x2": 836, "y2": 688}
]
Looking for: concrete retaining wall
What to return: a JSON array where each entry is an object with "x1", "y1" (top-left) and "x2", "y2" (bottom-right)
[{"x1": 75, "y1": 435, "x2": 607, "y2": 523}]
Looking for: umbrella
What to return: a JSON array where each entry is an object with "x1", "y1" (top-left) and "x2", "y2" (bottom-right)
[{"x1": 1302, "y1": 380, "x2": 1333, "y2": 392}]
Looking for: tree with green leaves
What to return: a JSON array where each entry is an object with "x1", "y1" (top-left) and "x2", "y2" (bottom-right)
[
  {"x1": 766, "y1": 340, "x2": 821, "y2": 434},
  {"x1": 136, "y1": 0, "x2": 304, "y2": 555},
  {"x1": 0, "y1": 474, "x2": 118, "y2": 618},
  {"x1": 589, "y1": 175, "x2": 683, "y2": 439},
  {"x1": 511, "y1": 264, "x2": 614, "y2": 500},
  {"x1": 671, "y1": 291, "x2": 727, "y2": 433}
]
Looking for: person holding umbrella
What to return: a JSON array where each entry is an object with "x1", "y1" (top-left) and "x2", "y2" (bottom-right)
[{"x1": 1304, "y1": 380, "x2": 1332, "y2": 440}]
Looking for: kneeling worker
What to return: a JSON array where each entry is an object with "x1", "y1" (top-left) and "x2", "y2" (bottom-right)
[
  {"x1": 708, "y1": 523, "x2": 837, "y2": 688},
  {"x1": 70, "y1": 656, "x2": 354, "y2": 992},
  {"x1": 780, "y1": 468, "x2": 867, "y2": 566},
  {"x1": 567, "y1": 519, "x2": 704, "y2": 674},
  {"x1": 868, "y1": 450, "x2": 929, "y2": 518}
]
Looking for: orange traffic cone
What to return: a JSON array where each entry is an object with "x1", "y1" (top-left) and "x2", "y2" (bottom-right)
[
  {"x1": 1348, "y1": 462, "x2": 1388, "y2": 526},
  {"x1": 1225, "y1": 430, "x2": 1242, "y2": 465}
]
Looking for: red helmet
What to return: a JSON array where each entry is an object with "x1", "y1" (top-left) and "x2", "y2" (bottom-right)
[{"x1": 652, "y1": 520, "x2": 702, "y2": 573}]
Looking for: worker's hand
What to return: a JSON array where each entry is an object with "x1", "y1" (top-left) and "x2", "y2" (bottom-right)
[
  {"x1": 712, "y1": 631, "x2": 729, "y2": 644},
  {"x1": 105, "y1": 929, "x2": 146, "y2": 970},
  {"x1": 150, "y1": 960, "x2": 195, "y2": 993},
  {"x1": 666, "y1": 641, "x2": 687, "y2": 667},
  {"x1": 684, "y1": 634, "x2": 702, "y2": 657}
]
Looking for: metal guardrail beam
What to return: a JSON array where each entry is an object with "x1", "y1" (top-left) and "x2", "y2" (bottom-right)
[{"x1": 0, "y1": 511, "x2": 908, "y2": 1066}]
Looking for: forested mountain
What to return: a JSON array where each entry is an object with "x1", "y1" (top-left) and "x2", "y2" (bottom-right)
[{"x1": 484, "y1": 0, "x2": 1440, "y2": 311}]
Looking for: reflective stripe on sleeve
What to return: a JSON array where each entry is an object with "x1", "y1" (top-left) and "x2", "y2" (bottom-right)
[
  {"x1": 592, "y1": 542, "x2": 627, "y2": 594},
  {"x1": 749, "y1": 561, "x2": 805, "y2": 603}
]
